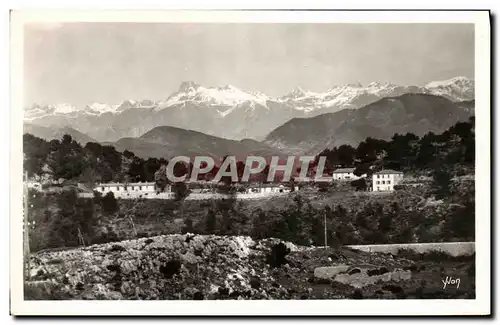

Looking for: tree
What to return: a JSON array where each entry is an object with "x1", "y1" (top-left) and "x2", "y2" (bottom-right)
[
  {"x1": 354, "y1": 163, "x2": 371, "y2": 177},
  {"x1": 182, "y1": 217, "x2": 195, "y2": 234},
  {"x1": 337, "y1": 144, "x2": 356, "y2": 167},
  {"x1": 384, "y1": 133, "x2": 419, "y2": 170},
  {"x1": 443, "y1": 200, "x2": 475, "y2": 241},
  {"x1": 123, "y1": 150, "x2": 135, "y2": 159},
  {"x1": 204, "y1": 209, "x2": 217, "y2": 234},
  {"x1": 144, "y1": 158, "x2": 162, "y2": 182},
  {"x1": 172, "y1": 182, "x2": 191, "y2": 223},
  {"x1": 432, "y1": 166, "x2": 452, "y2": 199},
  {"x1": 356, "y1": 137, "x2": 387, "y2": 164},
  {"x1": 79, "y1": 167, "x2": 97, "y2": 189},
  {"x1": 350, "y1": 178, "x2": 367, "y2": 191},
  {"x1": 415, "y1": 132, "x2": 438, "y2": 169},
  {"x1": 101, "y1": 192, "x2": 118, "y2": 215},
  {"x1": 128, "y1": 157, "x2": 146, "y2": 182},
  {"x1": 47, "y1": 190, "x2": 97, "y2": 248},
  {"x1": 154, "y1": 164, "x2": 168, "y2": 192},
  {"x1": 172, "y1": 182, "x2": 191, "y2": 201}
]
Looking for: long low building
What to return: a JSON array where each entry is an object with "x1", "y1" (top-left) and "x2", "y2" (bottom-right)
[
  {"x1": 94, "y1": 182, "x2": 172, "y2": 197},
  {"x1": 244, "y1": 184, "x2": 298, "y2": 194},
  {"x1": 92, "y1": 182, "x2": 298, "y2": 199},
  {"x1": 331, "y1": 168, "x2": 366, "y2": 181}
]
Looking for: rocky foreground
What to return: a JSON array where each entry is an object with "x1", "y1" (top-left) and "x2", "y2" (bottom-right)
[{"x1": 25, "y1": 234, "x2": 475, "y2": 300}]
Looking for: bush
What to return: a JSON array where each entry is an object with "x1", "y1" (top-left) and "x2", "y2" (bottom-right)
[
  {"x1": 266, "y1": 243, "x2": 291, "y2": 268},
  {"x1": 101, "y1": 192, "x2": 118, "y2": 214},
  {"x1": 350, "y1": 178, "x2": 367, "y2": 191}
]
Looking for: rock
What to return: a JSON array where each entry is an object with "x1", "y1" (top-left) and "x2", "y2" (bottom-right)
[
  {"x1": 184, "y1": 287, "x2": 198, "y2": 297},
  {"x1": 391, "y1": 269, "x2": 412, "y2": 281},
  {"x1": 120, "y1": 281, "x2": 132, "y2": 295},
  {"x1": 30, "y1": 266, "x2": 46, "y2": 278},
  {"x1": 314, "y1": 265, "x2": 350, "y2": 279},
  {"x1": 208, "y1": 284, "x2": 219, "y2": 295},
  {"x1": 334, "y1": 268, "x2": 412, "y2": 288}
]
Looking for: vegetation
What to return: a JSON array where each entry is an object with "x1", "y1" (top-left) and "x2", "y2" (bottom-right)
[
  {"x1": 27, "y1": 175, "x2": 474, "y2": 252},
  {"x1": 23, "y1": 118, "x2": 475, "y2": 252},
  {"x1": 315, "y1": 116, "x2": 475, "y2": 177}
]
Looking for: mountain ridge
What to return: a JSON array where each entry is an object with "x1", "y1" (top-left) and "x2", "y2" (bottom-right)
[
  {"x1": 24, "y1": 77, "x2": 474, "y2": 142},
  {"x1": 264, "y1": 93, "x2": 474, "y2": 155}
]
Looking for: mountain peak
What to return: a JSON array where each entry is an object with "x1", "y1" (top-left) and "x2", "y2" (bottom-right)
[
  {"x1": 283, "y1": 86, "x2": 309, "y2": 99},
  {"x1": 425, "y1": 76, "x2": 474, "y2": 88},
  {"x1": 178, "y1": 81, "x2": 200, "y2": 92}
]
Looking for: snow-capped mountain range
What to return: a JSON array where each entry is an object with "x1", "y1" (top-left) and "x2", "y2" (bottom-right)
[{"x1": 24, "y1": 76, "x2": 474, "y2": 142}]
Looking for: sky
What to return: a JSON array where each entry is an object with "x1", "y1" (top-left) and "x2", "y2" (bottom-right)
[{"x1": 24, "y1": 23, "x2": 474, "y2": 108}]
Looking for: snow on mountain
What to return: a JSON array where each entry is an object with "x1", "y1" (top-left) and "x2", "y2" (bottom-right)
[
  {"x1": 24, "y1": 103, "x2": 80, "y2": 120},
  {"x1": 157, "y1": 81, "x2": 270, "y2": 115},
  {"x1": 84, "y1": 102, "x2": 121, "y2": 115},
  {"x1": 425, "y1": 76, "x2": 475, "y2": 102},
  {"x1": 278, "y1": 82, "x2": 432, "y2": 113},
  {"x1": 24, "y1": 77, "x2": 474, "y2": 142}
]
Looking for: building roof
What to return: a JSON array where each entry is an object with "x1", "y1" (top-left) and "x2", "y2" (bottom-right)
[
  {"x1": 374, "y1": 169, "x2": 403, "y2": 175},
  {"x1": 333, "y1": 168, "x2": 356, "y2": 173}
]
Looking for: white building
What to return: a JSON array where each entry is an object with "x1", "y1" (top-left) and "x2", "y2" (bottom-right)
[
  {"x1": 94, "y1": 182, "x2": 171, "y2": 198},
  {"x1": 244, "y1": 184, "x2": 297, "y2": 194},
  {"x1": 372, "y1": 170, "x2": 404, "y2": 192},
  {"x1": 331, "y1": 168, "x2": 365, "y2": 181}
]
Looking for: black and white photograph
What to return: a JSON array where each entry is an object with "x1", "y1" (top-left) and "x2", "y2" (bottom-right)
[{"x1": 9, "y1": 9, "x2": 491, "y2": 316}]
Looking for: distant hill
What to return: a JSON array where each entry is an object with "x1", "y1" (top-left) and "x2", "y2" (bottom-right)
[
  {"x1": 110, "y1": 125, "x2": 284, "y2": 160},
  {"x1": 264, "y1": 93, "x2": 474, "y2": 155},
  {"x1": 23, "y1": 124, "x2": 96, "y2": 145},
  {"x1": 456, "y1": 99, "x2": 475, "y2": 114}
]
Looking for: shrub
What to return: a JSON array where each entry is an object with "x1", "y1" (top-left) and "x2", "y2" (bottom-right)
[
  {"x1": 266, "y1": 243, "x2": 291, "y2": 268},
  {"x1": 101, "y1": 192, "x2": 118, "y2": 214}
]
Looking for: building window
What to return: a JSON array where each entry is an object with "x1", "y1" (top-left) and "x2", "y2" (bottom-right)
[
  {"x1": 124, "y1": 186, "x2": 128, "y2": 191},
  {"x1": 387, "y1": 180, "x2": 391, "y2": 184},
  {"x1": 116, "y1": 186, "x2": 119, "y2": 191},
  {"x1": 376, "y1": 181, "x2": 380, "y2": 184},
  {"x1": 101, "y1": 187, "x2": 105, "y2": 191},
  {"x1": 139, "y1": 186, "x2": 142, "y2": 190},
  {"x1": 377, "y1": 175, "x2": 380, "y2": 179},
  {"x1": 382, "y1": 181, "x2": 385, "y2": 184},
  {"x1": 377, "y1": 187, "x2": 380, "y2": 191}
]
